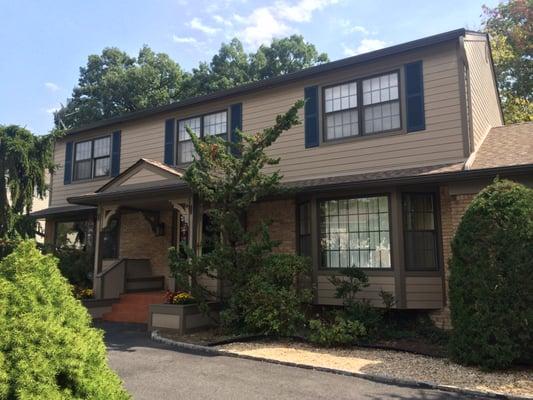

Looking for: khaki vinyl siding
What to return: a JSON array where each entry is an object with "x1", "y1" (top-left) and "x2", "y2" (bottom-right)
[
  {"x1": 51, "y1": 41, "x2": 466, "y2": 207},
  {"x1": 317, "y1": 275, "x2": 395, "y2": 307},
  {"x1": 404, "y1": 276, "x2": 443, "y2": 309},
  {"x1": 464, "y1": 34, "x2": 503, "y2": 150},
  {"x1": 243, "y1": 41, "x2": 466, "y2": 182}
]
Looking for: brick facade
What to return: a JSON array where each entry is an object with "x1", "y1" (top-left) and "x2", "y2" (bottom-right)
[
  {"x1": 247, "y1": 198, "x2": 297, "y2": 254},
  {"x1": 118, "y1": 210, "x2": 174, "y2": 282},
  {"x1": 431, "y1": 185, "x2": 476, "y2": 328}
]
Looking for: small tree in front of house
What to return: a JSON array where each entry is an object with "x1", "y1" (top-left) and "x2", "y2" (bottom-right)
[
  {"x1": 449, "y1": 179, "x2": 533, "y2": 370},
  {"x1": 168, "y1": 100, "x2": 311, "y2": 336},
  {"x1": 0, "y1": 241, "x2": 129, "y2": 399}
]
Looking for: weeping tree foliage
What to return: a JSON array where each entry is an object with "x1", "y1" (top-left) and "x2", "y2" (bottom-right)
[
  {"x1": 169, "y1": 100, "x2": 311, "y2": 335},
  {"x1": 0, "y1": 125, "x2": 55, "y2": 248}
]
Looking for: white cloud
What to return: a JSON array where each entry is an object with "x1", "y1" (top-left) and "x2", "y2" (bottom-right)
[
  {"x1": 44, "y1": 82, "x2": 59, "y2": 91},
  {"x1": 338, "y1": 19, "x2": 369, "y2": 35},
  {"x1": 234, "y1": 8, "x2": 293, "y2": 47},
  {"x1": 172, "y1": 35, "x2": 198, "y2": 44},
  {"x1": 275, "y1": 0, "x2": 338, "y2": 23},
  {"x1": 342, "y1": 38, "x2": 387, "y2": 56},
  {"x1": 212, "y1": 14, "x2": 233, "y2": 27},
  {"x1": 188, "y1": 17, "x2": 219, "y2": 35},
  {"x1": 232, "y1": 0, "x2": 338, "y2": 48}
]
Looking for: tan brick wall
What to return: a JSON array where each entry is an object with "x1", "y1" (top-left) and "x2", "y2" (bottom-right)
[
  {"x1": 247, "y1": 198, "x2": 296, "y2": 254},
  {"x1": 118, "y1": 210, "x2": 174, "y2": 282},
  {"x1": 431, "y1": 186, "x2": 476, "y2": 329}
]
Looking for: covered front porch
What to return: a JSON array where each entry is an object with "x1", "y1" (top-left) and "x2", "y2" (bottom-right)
[{"x1": 67, "y1": 159, "x2": 197, "y2": 301}]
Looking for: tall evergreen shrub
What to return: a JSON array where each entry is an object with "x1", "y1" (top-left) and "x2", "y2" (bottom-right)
[
  {"x1": 0, "y1": 241, "x2": 129, "y2": 399},
  {"x1": 449, "y1": 179, "x2": 533, "y2": 369}
]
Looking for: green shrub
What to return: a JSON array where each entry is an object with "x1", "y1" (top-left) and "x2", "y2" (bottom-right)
[
  {"x1": 308, "y1": 317, "x2": 366, "y2": 347},
  {"x1": 220, "y1": 253, "x2": 311, "y2": 336},
  {"x1": 449, "y1": 179, "x2": 533, "y2": 369},
  {"x1": 0, "y1": 241, "x2": 129, "y2": 399},
  {"x1": 41, "y1": 245, "x2": 94, "y2": 288}
]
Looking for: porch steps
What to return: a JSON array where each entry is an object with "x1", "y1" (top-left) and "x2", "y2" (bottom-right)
[{"x1": 102, "y1": 291, "x2": 166, "y2": 324}]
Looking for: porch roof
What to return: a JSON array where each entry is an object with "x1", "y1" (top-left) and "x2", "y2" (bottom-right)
[
  {"x1": 67, "y1": 158, "x2": 188, "y2": 206},
  {"x1": 30, "y1": 204, "x2": 96, "y2": 218}
]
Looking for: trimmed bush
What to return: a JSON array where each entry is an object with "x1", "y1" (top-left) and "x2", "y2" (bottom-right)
[
  {"x1": 0, "y1": 241, "x2": 129, "y2": 399},
  {"x1": 308, "y1": 317, "x2": 366, "y2": 347},
  {"x1": 449, "y1": 179, "x2": 533, "y2": 369},
  {"x1": 220, "y1": 253, "x2": 311, "y2": 336}
]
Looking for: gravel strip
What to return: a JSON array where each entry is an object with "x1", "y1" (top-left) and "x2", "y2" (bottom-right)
[{"x1": 218, "y1": 340, "x2": 533, "y2": 397}]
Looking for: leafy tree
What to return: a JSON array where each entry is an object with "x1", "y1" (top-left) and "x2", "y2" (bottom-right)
[
  {"x1": 482, "y1": 0, "x2": 532, "y2": 123},
  {"x1": 0, "y1": 241, "x2": 129, "y2": 399},
  {"x1": 57, "y1": 37, "x2": 328, "y2": 129},
  {"x1": 0, "y1": 125, "x2": 55, "y2": 251},
  {"x1": 250, "y1": 35, "x2": 329, "y2": 80},
  {"x1": 180, "y1": 39, "x2": 251, "y2": 98},
  {"x1": 168, "y1": 100, "x2": 311, "y2": 335},
  {"x1": 55, "y1": 46, "x2": 184, "y2": 129},
  {"x1": 448, "y1": 179, "x2": 533, "y2": 369}
]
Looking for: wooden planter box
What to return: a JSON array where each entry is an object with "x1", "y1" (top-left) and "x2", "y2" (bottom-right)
[{"x1": 148, "y1": 303, "x2": 218, "y2": 334}]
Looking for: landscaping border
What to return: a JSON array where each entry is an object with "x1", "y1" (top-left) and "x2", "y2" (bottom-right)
[{"x1": 151, "y1": 330, "x2": 533, "y2": 400}]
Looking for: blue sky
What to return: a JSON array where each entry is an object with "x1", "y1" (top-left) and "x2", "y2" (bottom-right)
[{"x1": 0, "y1": 0, "x2": 498, "y2": 135}]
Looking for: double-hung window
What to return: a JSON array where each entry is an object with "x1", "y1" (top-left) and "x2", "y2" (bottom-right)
[
  {"x1": 323, "y1": 71, "x2": 401, "y2": 141},
  {"x1": 320, "y1": 196, "x2": 391, "y2": 269},
  {"x1": 177, "y1": 111, "x2": 227, "y2": 164},
  {"x1": 178, "y1": 117, "x2": 201, "y2": 164},
  {"x1": 73, "y1": 136, "x2": 111, "y2": 180},
  {"x1": 363, "y1": 72, "x2": 400, "y2": 134},
  {"x1": 402, "y1": 193, "x2": 439, "y2": 270},
  {"x1": 324, "y1": 81, "x2": 358, "y2": 140}
]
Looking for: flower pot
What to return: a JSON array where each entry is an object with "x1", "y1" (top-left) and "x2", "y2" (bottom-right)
[{"x1": 148, "y1": 302, "x2": 218, "y2": 334}]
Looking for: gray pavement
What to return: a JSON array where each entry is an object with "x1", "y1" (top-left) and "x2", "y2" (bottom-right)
[{"x1": 101, "y1": 322, "x2": 472, "y2": 400}]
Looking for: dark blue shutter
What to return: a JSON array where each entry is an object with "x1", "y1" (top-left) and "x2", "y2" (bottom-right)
[
  {"x1": 111, "y1": 130, "x2": 121, "y2": 177},
  {"x1": 63, "y1": 141, "x2": 73, "y2": 184},
  {"x1": 230, "y1": 103, "x2": 242, "y2": 156},
  {"x1": 164, "y1": 118, "x2": 175, "y2": 165},
  {"x1": 304, "y1": 86, "x2": 319, "y2": 148},
  {"x1": 405, "y1": 61, "x2": 425, "y2": 132}
]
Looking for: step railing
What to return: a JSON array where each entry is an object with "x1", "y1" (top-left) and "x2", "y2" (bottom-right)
[{"x1": 95, "y1": 258, "x2": 164, "y2": 299}]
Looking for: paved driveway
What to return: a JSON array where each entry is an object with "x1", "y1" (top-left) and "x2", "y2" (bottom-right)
[{"x1": 102, "y1": 322, "x2": 471, "y2": 400}]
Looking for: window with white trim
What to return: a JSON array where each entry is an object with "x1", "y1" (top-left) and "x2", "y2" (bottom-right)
[
  {"x1": 320, "y1": 196, "x2": 391, "y2": 269},
  {"x1": 362, "y1": 72, "x2": 400, "y2": 134},
  {"x1": 73, "y1": 136, "x2": 111, "y2": 180},
  {"x1": 177, "y1": 111, "x2": 227, "y2": 164},
  {"x1": 178, "y1": 117, "x2": 201, "y2": 164},
  {"x1": 324, "y1": 81, "x2": 358, "y2": 140}
]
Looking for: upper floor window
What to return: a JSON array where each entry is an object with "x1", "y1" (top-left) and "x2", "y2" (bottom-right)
[
  {"x1": 363, "y1": 72, "x2": 400, "y2": 134},
  {"x1": 74, "y1": 136, "x2": 111, "y2": 181},
  {"x1": 177, "y1": 111, "x2": 227, "y2": 164},
  {"x1": 322, "y1": 71, "x2": 401, "y2": 142},
  {"x1": 324, "y1": 82, "x2": 358, "y2": 140}
]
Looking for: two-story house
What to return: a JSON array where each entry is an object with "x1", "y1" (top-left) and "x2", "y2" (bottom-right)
[{"x1": 33, "y1": 28, "x2": 533, "y2": 327}]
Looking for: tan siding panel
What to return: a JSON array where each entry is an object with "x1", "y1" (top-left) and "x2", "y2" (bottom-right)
[
  {"x1": 405, "y1": 276, "x2": 443, "y2": 309},
  {"x1": 51, "y1": 41, "x2": 466, "y2": 207},
  {"x1": 464, "y1": 35, "x2": 503, "y2": 150},
  {"x1": 317, "y1": 275, "x2": 394, "y2": 306}
]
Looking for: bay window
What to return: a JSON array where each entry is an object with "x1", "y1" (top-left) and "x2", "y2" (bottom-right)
[{"x1": 320, "y1": 196, "x2": 391, "y2": 269}]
